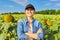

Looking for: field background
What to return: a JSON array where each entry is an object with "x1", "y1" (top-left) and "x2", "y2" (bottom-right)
[{"x1": 0, "y1": 13, "x2": 60, "y2": 40}]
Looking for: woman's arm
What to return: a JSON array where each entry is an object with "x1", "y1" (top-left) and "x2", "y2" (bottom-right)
[
  {"x1": 25, "y1": 29, "x2": 42, "y2": 39},
  {"x1": 17, "y1": 20, "x2": 28, "y2": 39},
  {"x1": 25, "y1": 22, "x2": 44, "y2": 39}
]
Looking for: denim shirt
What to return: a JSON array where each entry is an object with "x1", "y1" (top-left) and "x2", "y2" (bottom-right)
[{"x1": 17, "y1": 18, "x2": 44, "y2": 40}]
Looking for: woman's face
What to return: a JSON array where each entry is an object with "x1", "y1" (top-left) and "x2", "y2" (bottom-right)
[{"x1": 25, "y1": 9, "x2": 35, "y2": 17}]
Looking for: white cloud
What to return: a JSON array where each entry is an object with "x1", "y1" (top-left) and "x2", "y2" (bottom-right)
[
  {"x1": 45, "y1": 3, "x2": 51, "y2": 6},
  {"x1": 0, "y1": 9, "x2": 5, "y2": 13},
  {"x1": 56, "y1": 3, "x2": 60, "y2": 6},
  {"x1": 3, "y1": 5, "x2": 14, "y2": 8},
  {"x1": 50, "y1": 0, "x2": 58, "y2": 1},
  {"x1": 8, "y1": 5, "x2": 14, "y2": 8},
  {"x1": 11, "y1": 0, "x2": 28, "y2": 6},
  {"x1": 0, "y1": 5, "x2": 14, "y2": 13}
]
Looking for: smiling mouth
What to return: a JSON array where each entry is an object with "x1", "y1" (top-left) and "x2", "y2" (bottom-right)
[{"x1": 28, "y1": 13, "x2": 32, "y2": 14}]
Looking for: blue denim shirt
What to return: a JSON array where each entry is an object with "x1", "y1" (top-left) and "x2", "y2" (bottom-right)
[{"x1": 17, "y1": 18, "x2": 44, "y2": 40}]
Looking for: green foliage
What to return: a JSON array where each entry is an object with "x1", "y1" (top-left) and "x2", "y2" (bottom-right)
[
  {"x1": 36, "y1": 9, "x2": 60, "y2": 14},
  {"x1": 0, "y1": 14, "x2": 60, "y2": 40},
  {"x1": 0, "y1": 9, "x2": 60, "y2": 15}
]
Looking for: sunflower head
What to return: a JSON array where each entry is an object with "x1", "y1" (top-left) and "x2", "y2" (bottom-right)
[
  {"x1": 4, "y1": 14, "x2": 14, "y2": 23},
  {"x1": 41, "y1": 19, "x2": 46, "y2": 24},
  {"x1": 46, "y1": 20, "x2": 52, "y2": 26}
]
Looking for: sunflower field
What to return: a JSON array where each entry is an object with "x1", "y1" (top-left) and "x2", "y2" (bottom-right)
[{"x1": 0, "y1": 14, "x2": 60, "y2": 40}]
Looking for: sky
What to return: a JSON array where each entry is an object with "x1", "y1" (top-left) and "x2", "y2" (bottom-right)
[{"x1": 0, "y1": 0, "x2": 60, "y2": 13}]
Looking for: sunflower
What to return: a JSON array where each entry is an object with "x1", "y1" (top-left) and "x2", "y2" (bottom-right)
[
  {"x1": 4, "y1": 14, "x2": 14, "y2": 23},
  {"x1": 41, "y1": 19, "x2": 46, "y2": 24},
  {"x1": 46, "y1": 20, "x2": 52, "y2": 26}
]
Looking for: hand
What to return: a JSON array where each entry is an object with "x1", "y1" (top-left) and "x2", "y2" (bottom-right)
[
  {"x1": 25, "y1": 32, "x2": 32, "y2": 37},
  {"x1": 25, "y1": 32, "x2": 38, "y2": 39},
  {"x1": 25, "y1": 32, "x2": 32, "y2": 40},
  {"x1": 37, "y1": 29, "x2": 42, "y2": 33},
  {"x1": 28, "y1": 36, "x2": 32, "y2": 40}
]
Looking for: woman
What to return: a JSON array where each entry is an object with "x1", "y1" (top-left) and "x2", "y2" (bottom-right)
[{"x1": 17, "y1": 4, "x2": 44, "y2": 40}]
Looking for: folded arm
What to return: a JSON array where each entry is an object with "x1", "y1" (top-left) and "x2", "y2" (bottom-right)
[
  {"x1": 17, "y1": 21, "x2": 28, "y2": 39},
  {"x1": 25, "y1": 28, "x2": 43, "y2": 39},
  {"x1": 25, "y1": 22, "x2": 44, "y2": 39}
]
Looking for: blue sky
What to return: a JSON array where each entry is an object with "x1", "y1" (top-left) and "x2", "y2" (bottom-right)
[{"x1": 0, "y1": 0, "x2": 60, "y2": 13}]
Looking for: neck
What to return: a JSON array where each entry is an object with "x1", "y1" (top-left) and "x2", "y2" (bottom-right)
[{"x1": 27, "y1": 17, "x2": 33, "y2": 23}]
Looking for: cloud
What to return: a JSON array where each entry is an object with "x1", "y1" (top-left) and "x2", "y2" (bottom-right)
[
  {"x1": 50, "y1": 0, "x2": 58, "y2": 1},
  {"x1": 8, "y1": 5, "x2": 14, "y2": 8},
  {"x1": 3, "y1": 5, "x2": 14, "y2": 8},
  {"x1": 56, "y1": 3, "x2": 60, "y2": 6},
  {"x1": 0, "y1": 9, "x2": 5, "y2": 13},
  {"x1": 45, "y1": 2, "x2": 51, "y2": 6},
  {"x1": 0, "y1": 5, "x2": 14, "y2": 13},
  {"x1": 11, "y1": 0, "x2": 28, "y2": 6}
]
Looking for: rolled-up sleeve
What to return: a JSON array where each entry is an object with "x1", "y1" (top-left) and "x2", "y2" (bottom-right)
[
  {"x1": 17, "y1": 20, "x2": 28, "y2": 40},
  {"x1": 37, "y1": 22, "x2": 44, "y2": 39}
]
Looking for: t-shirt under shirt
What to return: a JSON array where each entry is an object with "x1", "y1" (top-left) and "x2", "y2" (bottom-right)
[
  {"x1": 26, "y1": 23, "x2": 40, "y2": 40},
  {"x1": 28, "y1": 27, "x2": 40, "y2": 40},
  {"x1": 28, "y1": 26, "x2": 33, "y2": 40}
]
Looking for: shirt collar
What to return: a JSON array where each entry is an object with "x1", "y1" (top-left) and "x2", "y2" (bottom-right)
[{"x1": 25, "y1": 17, "x2": 35, "y2": 23}]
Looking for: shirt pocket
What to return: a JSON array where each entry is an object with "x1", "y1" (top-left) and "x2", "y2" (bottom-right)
[
  {"x1": 24, "y1": 26, "x2": 28, "y2": 33},
  {"x1": 33, "y1": 26, "x2": 39, "y2": 33}
]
